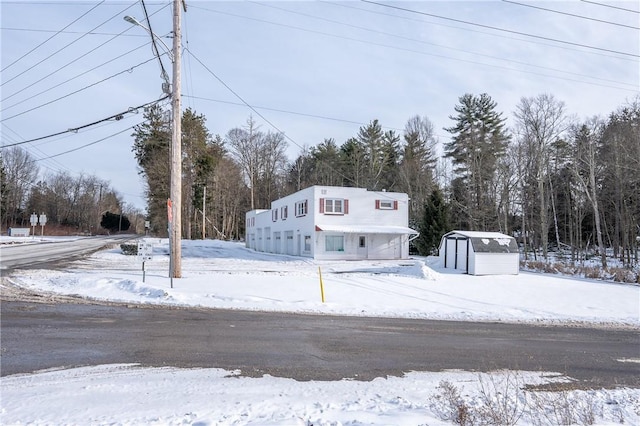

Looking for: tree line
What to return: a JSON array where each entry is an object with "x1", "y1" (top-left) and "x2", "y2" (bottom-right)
[{"x1": 2, "y1": 93, "x2": 638, "y2": 268}]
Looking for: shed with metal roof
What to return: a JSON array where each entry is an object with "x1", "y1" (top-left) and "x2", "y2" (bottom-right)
[{"x1": 438, "y1": 230, "x2": 519, "y2": 275}]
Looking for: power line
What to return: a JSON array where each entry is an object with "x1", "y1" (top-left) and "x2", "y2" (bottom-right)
[
  {"x1": 185, "y1": 47, "x2": 427, "y2": 198},
  {"x1": 2, "y1": 24, "x2": 151, "y2": 104},
  {"x1": 502, "y1": 0, "x2": 639, "y2": 29},
  {"x1": 1, "y1": 57, "x2": 161, "y2": 121},
  {"x1": 360, "y1": 0, "x2": 639, "y2": 58},
  {"x1": 185, "y1": 48, "x2": 298, "y2": 147},
  {"x1": 36, "y1": 125, "x2": 137, "y2": 161},
  {"x1": 251, "y1": 1, "x2": 637, "y2": 89},
  {"x1": 324, "y1": 0, "x2": 637, "y2": 63},
  {"x1": 0, "y1": 0, "x2": 105, "y2": 73},
  {"x1": 1, "y1": 96, "x2": 169, "y2": 148},
  {"x1": 580, "y1": 0, "x2": 640, "y2": 14},
  {"x1": 0, "y1": 2, "x2": 138, "y2": 88},
  {"x1": 193, "y1": 4, "x2": 637, "y2": 93},
  {"x1": 184, "y1": 94, "x2": 404, "y2": 132},
  {"x1": 140, "y1": 0, "x2": 171, "y2": 90},
  {"x1": 1, "y1": 42, "x2": 151, "y2": 113}
]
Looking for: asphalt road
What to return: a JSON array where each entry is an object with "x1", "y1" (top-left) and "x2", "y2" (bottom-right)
[
  {"x1": 1, "y1": 300, "x2": 638, "y2": 389},
  {"x1": 0, "y1": 235, "x2": 137, "y2": 273}
]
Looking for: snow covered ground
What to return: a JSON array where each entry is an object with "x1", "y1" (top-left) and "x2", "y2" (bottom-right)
[{"x1": 2, "y1": 237, "x2": 639, "y2": 425}]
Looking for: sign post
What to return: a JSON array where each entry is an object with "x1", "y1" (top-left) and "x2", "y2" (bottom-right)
[
  {"x1": 38, "y1": 213, "x2": 47, "y2": 236},
  {"x1": 30, "y1": 213, "x2": 38, "y2": 238},
  {"x1": 167, "y1": 199, "x2": 173, "y2": 289},
  {"x1": 137, "y1": 240, "x2": 154, "y2": 283}
]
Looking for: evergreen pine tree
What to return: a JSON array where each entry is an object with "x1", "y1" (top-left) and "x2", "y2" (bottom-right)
[{"x1": 415, "y1": 189, "x2": 450, "y2": 256}]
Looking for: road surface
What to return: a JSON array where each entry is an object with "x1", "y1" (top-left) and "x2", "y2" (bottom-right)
[
  {"x1": 1, "y1": 300, "x2": 638, "y2": 389},
  {"x1": 0, "y1": 235, "x2": 136, "y2": 273}
]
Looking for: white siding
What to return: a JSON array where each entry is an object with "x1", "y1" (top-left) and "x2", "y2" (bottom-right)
[
  {"x1": 246, "y1": 186, "x2": 415, "y2": 260},
  {"x1": 472, "y1": 253, "x2": 520, "y2": 275}
]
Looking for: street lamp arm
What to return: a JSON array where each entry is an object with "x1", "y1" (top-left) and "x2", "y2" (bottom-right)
[{"x1": 124, "y1": 16, "x2": 174, "y2": 62}]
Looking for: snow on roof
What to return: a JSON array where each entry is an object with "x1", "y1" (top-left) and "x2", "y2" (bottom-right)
[
  {"x1": 441, "y1": 230, "x2": 518, "y2": 253},
  {"x1": 316, "y1": 224, "x2": 418, "y2": 235},
  {"x1": 444, "y1": 230, "x2": 513, "y2": 239}
]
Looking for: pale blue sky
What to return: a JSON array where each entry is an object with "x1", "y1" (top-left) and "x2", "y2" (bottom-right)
[{"x1": 2, "y1": 1, "x2": 638, "y2": 210}]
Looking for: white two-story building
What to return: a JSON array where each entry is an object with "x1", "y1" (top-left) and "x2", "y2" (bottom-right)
[{"x1": 245, "y1": 186, "x2": 418, "y2": 260}]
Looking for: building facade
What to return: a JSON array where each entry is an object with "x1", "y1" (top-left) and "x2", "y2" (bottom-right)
[{"x1": 245, "y1": 186, "x2": 418, "y2": 260}]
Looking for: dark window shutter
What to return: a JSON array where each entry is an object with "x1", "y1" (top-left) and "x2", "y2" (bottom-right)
[
  {"x1": 393, "y1": 200, "x2": 398, "y2": 210},
  {"x1": 344, "y1": 199, "x2": 349, "y2": 214},
  {"x1": 319, "y1": 198, "x2": 324, "y2": 213},
  {"x1": 375, "y1": 200, "x2": 380, "y2": 209}
]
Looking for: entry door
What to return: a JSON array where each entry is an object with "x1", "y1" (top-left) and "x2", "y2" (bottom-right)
[{"x1": 357, "y1": 235, "x2": 368, "y2": 258}]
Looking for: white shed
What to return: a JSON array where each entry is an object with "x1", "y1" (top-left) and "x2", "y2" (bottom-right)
[{"x1": 438, "y1": 230, "x2": 519, "y2": 275}]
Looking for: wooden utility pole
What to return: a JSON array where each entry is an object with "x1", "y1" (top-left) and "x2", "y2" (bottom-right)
[
  {"x1": 202, "y1": 185, "x2": 206, "y2": 239},
  {"x1": 170, "y1": 0, "x2": 182, "y2": 277}
]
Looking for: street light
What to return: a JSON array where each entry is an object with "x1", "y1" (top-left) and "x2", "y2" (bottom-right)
[
  {"x1": 124, "y1": 2, "x2": 182, "y2": 279},
  {"x1": 123, "y1": 15, "x2": 171, "y2": 95}
]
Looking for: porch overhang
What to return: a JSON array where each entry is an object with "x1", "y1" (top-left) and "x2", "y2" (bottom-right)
[{"x1": 315, "y1": 224, "x2": 418, "y2": 235}]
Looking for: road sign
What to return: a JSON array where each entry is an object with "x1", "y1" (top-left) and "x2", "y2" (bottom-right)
[
  {"x1": 30, "y1": 213, "x2": 38, "y2": 226},
  {"x1": 137, "y1": 241, "x2": 154, "y2": 262}
]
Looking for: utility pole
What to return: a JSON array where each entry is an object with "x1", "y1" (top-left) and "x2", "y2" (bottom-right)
[
  {"x1": 170, "y1": 0, "x2": 183, "y2": 278},
  {"x1": 202, "y1": 185, "x2": 206, "y2": 240}
]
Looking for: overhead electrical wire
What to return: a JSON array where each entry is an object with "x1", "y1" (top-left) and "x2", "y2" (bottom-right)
[
  {"x1": 251, "y1": 1, "x2": 636, "y2": 89},
  {"x1": 360, "y1": 0, "x2": 639, "y2": 58},
  {"x1": 324, "y1": 0, "x2": 637, "y2": 62},
  {"x1": 191, "y1": 4, "x2": 636, "y2": 92},
  {"x1": 2, "y1": 124, "x2": 74, "y2": 175},
  {"x1": 184, "y1": 95, "x2": 404, "y2": 132},
  {"x1": 1, "y1": 57, "x2": 162, "y2": 121},
  {"x1": 580, "y1": 0, "x2": 640, "y2": 14},
  {"x1": 3, "y1": 25, "x2": 161, "y2": 103},
  {"x1": 1, "y1": 42, "x2": 152, "y2": 113},
  {"x1": 0, "y1": 95, "x2": 169, "y2": 148},
  {"x1": 502, "y1": 0, "x2": 639, "y2": 29},
  {"x1": 0, "y1": 1, "x2": 138, "y2": 88},
  {"x1": 0, "y1": 0, "x2": 106, "y2": 73},
  {"x1": 35, "y1": 125, "x2": 138, "y2": 161},
  {"x1": 185, "y1": 48, "x2": 409, "y2": 201},
  {"x1": 140, "y1": 0, "x2": 171, "y2": 89}
]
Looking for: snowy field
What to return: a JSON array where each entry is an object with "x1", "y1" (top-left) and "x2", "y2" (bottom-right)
[{"x1": 1, "y1": 237, "x2": 639, "y2": 425}]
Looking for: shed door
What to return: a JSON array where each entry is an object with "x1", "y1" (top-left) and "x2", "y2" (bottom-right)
[
  {"x1": 456, "y1": 239, "x2": 468, "y2": 271},
  {"x1": 446, "y1": 237, "x2": 468, "y2": 271}
]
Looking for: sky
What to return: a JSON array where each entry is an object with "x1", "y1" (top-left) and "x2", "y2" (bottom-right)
[
  {"x1": 1, "y1": 237, "x2": 639, "y2": 424},
  {"x1": 1, "y1": 1, "x2": 639, "y2": 211}
]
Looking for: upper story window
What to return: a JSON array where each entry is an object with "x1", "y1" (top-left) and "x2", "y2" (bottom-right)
[
  {"x1": 375, "y1": 199, "x2": 398, "y2": 210},
  {"x1": 272, "y1": 209, "x2": 278, "y2": 222},
  {"x1": 295, "y1": 200, "x2": 308, "y2": 217},
  {"x1": 281, "y1": 205, "x2": 288, "y2": 220},
  {"x1": 320, "y1": 198, "x2": 349, "y2": 215}
]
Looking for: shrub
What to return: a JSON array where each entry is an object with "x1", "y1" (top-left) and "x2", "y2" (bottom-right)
[{"x1": 120, "y1": 244, "x2": 138, "y2": 255}]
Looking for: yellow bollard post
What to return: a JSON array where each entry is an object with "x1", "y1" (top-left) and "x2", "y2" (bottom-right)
[{"x1": 318, "y1": 266, "x2": 326, "y2": 303}]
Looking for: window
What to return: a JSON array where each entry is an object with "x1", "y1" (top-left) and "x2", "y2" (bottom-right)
[
  {"x1": 325, "y1": 235, "x2": 344, "y2": 252},
  {"x1": 304, "y1": 235, "x2": 311, "y2": 252},
  {"x1": 295, "y1": 200, "x2": 308, "y2": 217},
  {"x1": 359, "y1": 236, "x2": 366, "y2": 248},
  {"x1": 272, "y1": 209, "x2": 278, "y2": 221},
  {"x1": 281, "y1": 205, "x2": 288, "y2": 220},
  {"x1": 320, "y1": 198, "x2": 348, "y2": 215},
  {"x1": 375, "y1": 200, "x2": 398, "y2": 210}
]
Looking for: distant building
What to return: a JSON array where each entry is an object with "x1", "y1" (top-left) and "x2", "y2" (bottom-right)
[
  {"x1": 245, "y1": 186, "x2": 418, "y2": 260},
  {"x1": 438, "y1": 230, "x2": 520, "y2": 275}
]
